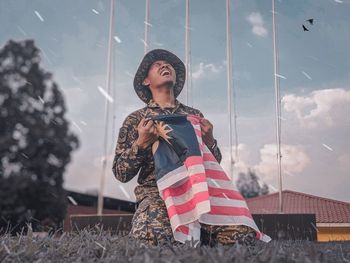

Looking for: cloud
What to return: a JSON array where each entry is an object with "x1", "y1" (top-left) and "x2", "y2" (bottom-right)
[
  {"x1": 337, "y1": 153, "x2": 350, "y2": 172},
  {"x1": 253, "y1": 144, "x2": 311, "y2": 181},
  {"x1": 282, "y1": 88, "x2": 350, "y2": 129},
  {"x1": 219, "y1": 144, "x2": 278, "y2": 193},
  {"x1": 220, "y1": 144, "x2": 251, "y2": 177},
  {"x1": 246, "y1": 12, "x2": 268, "y2": 37},
  {"x1": 192, "y1": 62, "x2": 224, "y2": 80}
]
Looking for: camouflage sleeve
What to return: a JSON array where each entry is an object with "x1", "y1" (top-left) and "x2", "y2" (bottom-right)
[
  {"x1": 197, "y1": 111, "x2": 222, "y2": 164},
  {"x1": 207, "y1": 140, "x2": 222, "y2": 164},
  {"x1": 112, "y1": 113, "x2": 148, "y2": 183}
]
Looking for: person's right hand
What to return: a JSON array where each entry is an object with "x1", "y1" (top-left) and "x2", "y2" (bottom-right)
[{"x1": 136, "y1": 118, "x2": 159, "y2": 149}]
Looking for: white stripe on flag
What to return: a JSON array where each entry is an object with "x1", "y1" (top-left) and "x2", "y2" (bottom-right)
[
  {"x1": 160, "y1": 164, "x2": 206, "y2": 192},
  {"x1": 203, "y1": 160, "x2": 225, "y2": 171},
  {"x1": 187, "y1": 164, "x2": 205, "y2": 175},
  {"x1": 157, "y1": 165, "x2": 188, "y2": 191},
  {"x1": 196, "y1": 135, "x2": 203, "y2": 145},
  {"x1": 163, "y1": 182, "x2": 246, "y2": 217},
  {"x1": 188, "y1": 221, "x2": 201, "y2": 243},
  {"x1": 164, "y1": 182, "x2": 209, "y2": 207},
  {"x1": 192, "y1": 123, "x2": 204, "y2": 149},
  {"x1": 192, "y1": 124, "x2": 201, "y2": 133},
  {"x1": 202, "y1": 145, "x2": 212, "y2": 154},
  {"x1": 260, "y1": 233, "x2": 272, "y2": 242},
  {"x1": 207, "y1": 178, "x2": 234, "y2": 189},
  {"x1": 199, "y1": 214, "x2": 260, "y2": 231},
  {"x1": 173, "y1": 229, "x2": 190, "y2": 243},
  {"x1": 208, "y1": 197, "x2": 249, "y2": 209},
  {"x1": 170, "y1": 200, "x2": 211, "y2": 230}
]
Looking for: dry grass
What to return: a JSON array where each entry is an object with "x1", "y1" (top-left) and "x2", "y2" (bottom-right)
[{"x1": 1, "y1": 227, "x2": 350, "y2": 262}]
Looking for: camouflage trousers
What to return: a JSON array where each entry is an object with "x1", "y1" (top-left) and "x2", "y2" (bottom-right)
[{"x1": 128, "y1": 195, "x2": 257, "y2": 247}]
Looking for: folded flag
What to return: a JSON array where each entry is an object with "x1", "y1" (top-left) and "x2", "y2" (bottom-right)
[{"x1": 150, "y1": 114, "x2": 272, "y2": 244}]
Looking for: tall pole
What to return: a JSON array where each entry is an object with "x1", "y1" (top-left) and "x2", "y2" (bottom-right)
[
  {"x1": 97, "y1": 0, "x2": 115, "y2": 215},
  {"x1": 230, "y1": 12, "x2": 239, "y2": 164},
  {"x1": 185, "y1": 0, "x2": 192, "y2": 106},
  {"x1": 144, "y1": 0, "x2": 150, "y2": 54},
  {"x1": 226, "y1": 0, "x2": 234, "y2": 180},
  {"x1": 272, "y1": 0, "x2": 283, "y2": 213}
]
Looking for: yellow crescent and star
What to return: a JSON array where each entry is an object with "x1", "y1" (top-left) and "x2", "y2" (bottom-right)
[{"x1": 152, "y1": 121, "x2": 173, "y2": 154}]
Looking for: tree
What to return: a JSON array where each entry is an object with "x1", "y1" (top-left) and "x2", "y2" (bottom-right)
[
  {"x1": 0, "y1": 40, "x2": 80, "y2": 233},
  {"x1": 236, "y1": 168, "x2": 269, "y2": 199}
]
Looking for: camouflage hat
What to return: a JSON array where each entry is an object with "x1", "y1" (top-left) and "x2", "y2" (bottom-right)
[{"x1": 133, "y1": 49, "x2": 186, "y2": 104}]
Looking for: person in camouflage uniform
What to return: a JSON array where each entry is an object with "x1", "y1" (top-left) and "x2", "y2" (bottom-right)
[{"x1": 112, "y1": 49, "x2": 257, "y2": 246}]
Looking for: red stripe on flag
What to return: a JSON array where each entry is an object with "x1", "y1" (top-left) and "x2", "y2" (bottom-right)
[
  {"x1": 255, "y1": 231, "x2": 261, "y2": 239},
  {"x1": 187, "y1": 115, "x2": 201, "y2": 125},
  {"x1": 184, "y1": 156, "x2": 203, "y2": 168},
  {"x1": 167, "y1": 191, "x2": 210, "y2": 219},
  {"x1": 208, "y1": 187, "x2": 245, "y2": 200},
  {"x1": 209, "y1": 206, "x2": 253, "y2": 218},
  {"x1": 199, "y1": 144, "x2": 204, "y2": 152},
  {"x1": 203, "y1": 153, "x2": 217, "y2": 162},
  {"x1": 176, "y1": 225, "x2": 189, "y2": 235},
  {"x1": 162, "y1": 173, "x2": 207, "y2": 199},
  {"x1": 194, "y1": 128, "x2": 202, "y2": 137}
]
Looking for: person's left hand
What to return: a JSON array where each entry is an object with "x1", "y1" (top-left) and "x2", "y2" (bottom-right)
[{"x1": 199, "y1": 118, "x2": 215, "y2": 148}]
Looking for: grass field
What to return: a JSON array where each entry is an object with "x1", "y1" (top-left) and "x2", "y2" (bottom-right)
[{"x1": 1, "y1": 229, "x2": 350, "y2": 262}]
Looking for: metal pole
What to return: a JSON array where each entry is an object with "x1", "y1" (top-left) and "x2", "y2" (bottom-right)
[
  {"x1": 144, "y1": 0, "x2": 150, "y2": 54},
  {"x1": 272, "y1": 0, "x2": 283, "y2": 213},
  {"x1": 226, "y1": 0, "x2": 234, "y2": 180},
  {"x1": 97, "y1": 0, "x2": 115, "y2": 215},
  {"x1": 185, "y1": 0, "x2": 191, "y2": 106},
  {"x1": 230, "y1": 9, "x2": 239, "y2": 164}
]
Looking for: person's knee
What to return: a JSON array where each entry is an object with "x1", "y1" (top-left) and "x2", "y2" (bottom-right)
[
  {"x1": 214, "y1": 225, "x2": 257, "y2": 246},
  {"x1": 130, "y1": 197, "x2": 174, "y2": 246}
]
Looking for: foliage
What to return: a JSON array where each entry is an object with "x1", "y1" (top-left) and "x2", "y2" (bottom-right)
[
  {"x1": 0, "y1": 229, "x2": 349, "y2": 262},
  {"x1": 0, "y1": 40, "x2": 79, "y2": 233},
  {"x1": 236, "y1": 168, "x2": 269, "y2": 199}
]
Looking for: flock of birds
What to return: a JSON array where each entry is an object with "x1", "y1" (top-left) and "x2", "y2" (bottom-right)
[{"x1": 302, "y1": 18, "x2": 314, "y2": 31}]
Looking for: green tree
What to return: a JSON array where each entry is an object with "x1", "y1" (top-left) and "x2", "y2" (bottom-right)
[
  {"x1": 0, "y1": 40, "x2": 79, "y2": 233},
  {"x1": 236, "y1": 168, "x2": 269, "y2": 199}
]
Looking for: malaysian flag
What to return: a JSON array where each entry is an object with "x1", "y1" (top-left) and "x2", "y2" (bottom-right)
[{"x1": 150, "y1": 114, "x2": 271, "y2": 244}]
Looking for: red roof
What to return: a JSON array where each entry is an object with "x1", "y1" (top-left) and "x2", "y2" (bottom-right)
[{"x1": 246, "y1": 190, "x2": 350, "y2": 223}]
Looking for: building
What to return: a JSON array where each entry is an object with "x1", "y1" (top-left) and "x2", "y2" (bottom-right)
[
  {"x1": 246, "y1": 190, "x2": 350, "y2": 241},
  {"x1": 64, "y1": 190, "x2": 136, "y2": 232}
]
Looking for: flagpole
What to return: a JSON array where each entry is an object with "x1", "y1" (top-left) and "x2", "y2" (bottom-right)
[
  {"x1": 97, "y1": 0, "x2": 115, "y2": 215},
  {"x1": 144, "y1": 0, "x2": 150, "y2": 54},
  {"x1": 226, "y1": 0, "x2": 234, "y2": 180},
  {"x1": 185, "y1": 0, "x2": 192, "y2": 106},
  {"x1": 272, "y1": 0, "x2": 283, "y2": 213},
  {"x1": 230, "y1": 5, "x2": 239, "y2": 164}
]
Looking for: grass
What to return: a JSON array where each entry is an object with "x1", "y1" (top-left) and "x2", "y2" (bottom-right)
[{"x1": 1, "y1": 227, "x2": 350, "y2": 262}]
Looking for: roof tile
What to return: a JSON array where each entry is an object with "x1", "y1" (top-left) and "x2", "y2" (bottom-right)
[{"x1": 246, "y1": 190, "x2": 350, "y2": 223}]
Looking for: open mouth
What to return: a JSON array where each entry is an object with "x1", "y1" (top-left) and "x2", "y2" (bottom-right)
[{"x1": 160, "y1": 69, "x2": 171, "y2": 76}]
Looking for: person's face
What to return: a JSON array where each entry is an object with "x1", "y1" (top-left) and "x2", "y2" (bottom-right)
[{"x1": 142, "y1": 60, "x2": 176, "y2": 89}]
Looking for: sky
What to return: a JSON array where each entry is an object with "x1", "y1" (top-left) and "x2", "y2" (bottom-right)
[{"x1": 1, "y1": 0, "x2": 349, "y2": 203}]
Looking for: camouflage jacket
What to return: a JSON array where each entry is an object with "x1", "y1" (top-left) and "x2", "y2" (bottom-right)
[{"x1": 112, "y1": 98, "x2": 222, "y2": 202}]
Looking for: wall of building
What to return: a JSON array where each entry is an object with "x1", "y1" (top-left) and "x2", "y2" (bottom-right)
[
  {"x1": 317, "y1": 227, "x2": 350, "y2": 241},
  {"x1": 64, "y1": 205, "x2": 132, "y2": 232}
]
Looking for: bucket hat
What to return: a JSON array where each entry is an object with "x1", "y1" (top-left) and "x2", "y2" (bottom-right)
[{"x1": 133, "y1": 49, "x2": 186, "y2": 104}]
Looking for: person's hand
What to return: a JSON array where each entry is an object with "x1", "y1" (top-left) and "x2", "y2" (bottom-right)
[
  {"x1": 199, "y1": 118, "x2": 215, "y2": 148},
  {"x1": 136, "y1": 118, "x2": 159, "y2": 149}
]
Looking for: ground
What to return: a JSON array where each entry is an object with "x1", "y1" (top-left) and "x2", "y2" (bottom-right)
[{"x1": 1, "y1": 229, "x2": 350, "y2": 262}]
